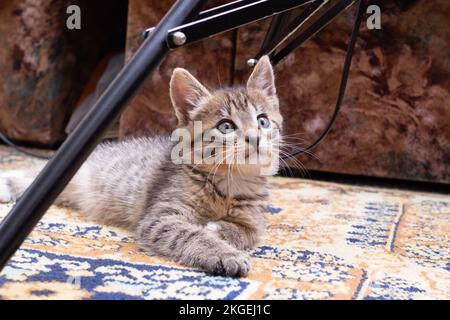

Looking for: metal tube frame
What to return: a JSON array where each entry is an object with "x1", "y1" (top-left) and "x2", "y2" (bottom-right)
[
  {"x1": 0, "y1": 0, "x2": 360, "y2": 271},
  {"x1": 166, "y1": 0, "x2": 315, "y2": 49}
]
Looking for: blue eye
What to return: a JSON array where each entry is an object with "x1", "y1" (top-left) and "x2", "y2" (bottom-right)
[
  {"x1": 258, "y1": 115, "x2": 270, "y2": 129},
  {"x1": 217, "y1": 120, "x2": 236, "y2": 134}
]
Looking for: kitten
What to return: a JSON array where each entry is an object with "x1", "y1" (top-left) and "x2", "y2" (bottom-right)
[{"x1": 0, "y1": 56, "x2": 283, "y2": 277}]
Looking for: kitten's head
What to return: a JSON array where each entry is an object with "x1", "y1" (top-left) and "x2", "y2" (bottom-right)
[{"x1": 169, "y1": 56, "x2": 282, "y2": 177}]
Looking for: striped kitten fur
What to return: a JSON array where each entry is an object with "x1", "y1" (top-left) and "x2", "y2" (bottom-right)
[{"x1": 0, "y1": 56, "x2": 282, "y2": 277}]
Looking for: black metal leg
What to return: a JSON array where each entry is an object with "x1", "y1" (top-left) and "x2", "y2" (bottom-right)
[
  {"x1": 257, "y1": 11, "x2": 293, "y2": 59},
  {"x1": 272, "y1": 0, "x2": 356, "y2": 65},
  {"x1": 256, "y1": 0, "x2": 327, "y2": 59},
  {"x1": 0, "y1": 0, "x2": 207, "y2": 271},
  {"x1": 166, "y1": 0, "x2": 312, "y2": 48}
]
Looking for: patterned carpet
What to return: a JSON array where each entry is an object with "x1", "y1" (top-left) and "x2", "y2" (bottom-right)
[{"x1": 0, "y1": 145, "x2": 449, "y2": 300}]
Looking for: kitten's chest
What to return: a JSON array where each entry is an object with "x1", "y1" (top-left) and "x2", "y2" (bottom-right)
[
  {"x1": 185, "y1": 172, "x2": 268, "y2": 219},
  {"x1": 192, "y1": 192, "x2": 230, "y2": 219},
  {"x1": 193, "y1": 187, "x2": 266, "y2": 220}
]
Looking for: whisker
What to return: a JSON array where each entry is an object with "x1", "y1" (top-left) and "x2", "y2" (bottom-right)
[{"x1": 278, "y1": 150, "x2": 311, "y2": 179}]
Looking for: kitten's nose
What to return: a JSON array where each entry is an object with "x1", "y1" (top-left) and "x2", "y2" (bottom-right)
[{"x1": 245, "y1": 136, "x2": 260, "y2": 149}]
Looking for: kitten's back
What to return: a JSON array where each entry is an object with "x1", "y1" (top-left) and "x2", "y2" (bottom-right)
[{"x1": 59, "y1": 136, "x2": 172, "y2": 228}]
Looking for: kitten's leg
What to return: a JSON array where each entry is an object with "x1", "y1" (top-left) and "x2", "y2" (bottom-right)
[
  {"x1": 136, "y1": 211, "x2": 251, "y2": 277},
  {"x1": 0, "y1": 164, "x2": 84, "y2": 208},
  {"x1": 0, "y1": 168, "x2": 42, "y2": 203},
  {"x1": 206, "y1": 207, "x2": 266, "y2": 250},
  {"x1": 0, "y1": 176, "x2": 13, "y2": 203},
  {"x1": 206, "y1": 220, "x2": 260, "y2": 250}
]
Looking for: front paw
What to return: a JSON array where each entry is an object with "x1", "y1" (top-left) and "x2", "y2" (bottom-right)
[{"x1": 204, "y1": 250, "x2": 251, "y2": 277}]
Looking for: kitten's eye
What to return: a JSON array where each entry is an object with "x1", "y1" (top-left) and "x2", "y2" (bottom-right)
[
  {"x1": 258, "y1": 115, "x2": 270, "y2": 129},
  {"x1": 217, "y1": 120, "x2": 236, "y2": 134}
]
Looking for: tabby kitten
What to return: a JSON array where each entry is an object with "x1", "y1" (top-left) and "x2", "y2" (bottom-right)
[{"x1": 0, "y1": 56, "x2": 283, "y2": 277}]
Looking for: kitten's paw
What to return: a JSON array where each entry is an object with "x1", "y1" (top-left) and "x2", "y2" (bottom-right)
[
  {"x1": 208, "y1": 251, "x2": 251, "y2": 277},
  {"x1": 0, "y1": 178, "x2": 13, "y2": 203}
]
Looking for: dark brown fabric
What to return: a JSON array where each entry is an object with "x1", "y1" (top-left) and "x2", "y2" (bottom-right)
[{"x1": 0, "y1": 0, "x2": 127, "y2": 145}]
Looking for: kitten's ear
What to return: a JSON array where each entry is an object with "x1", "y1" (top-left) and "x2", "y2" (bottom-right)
[
  {"x1": 247, "y1": 55, "x2": 276, "y2": 97},
  {"x1": 170, "y1": 68, "x2": 211, "y2": 125}
]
